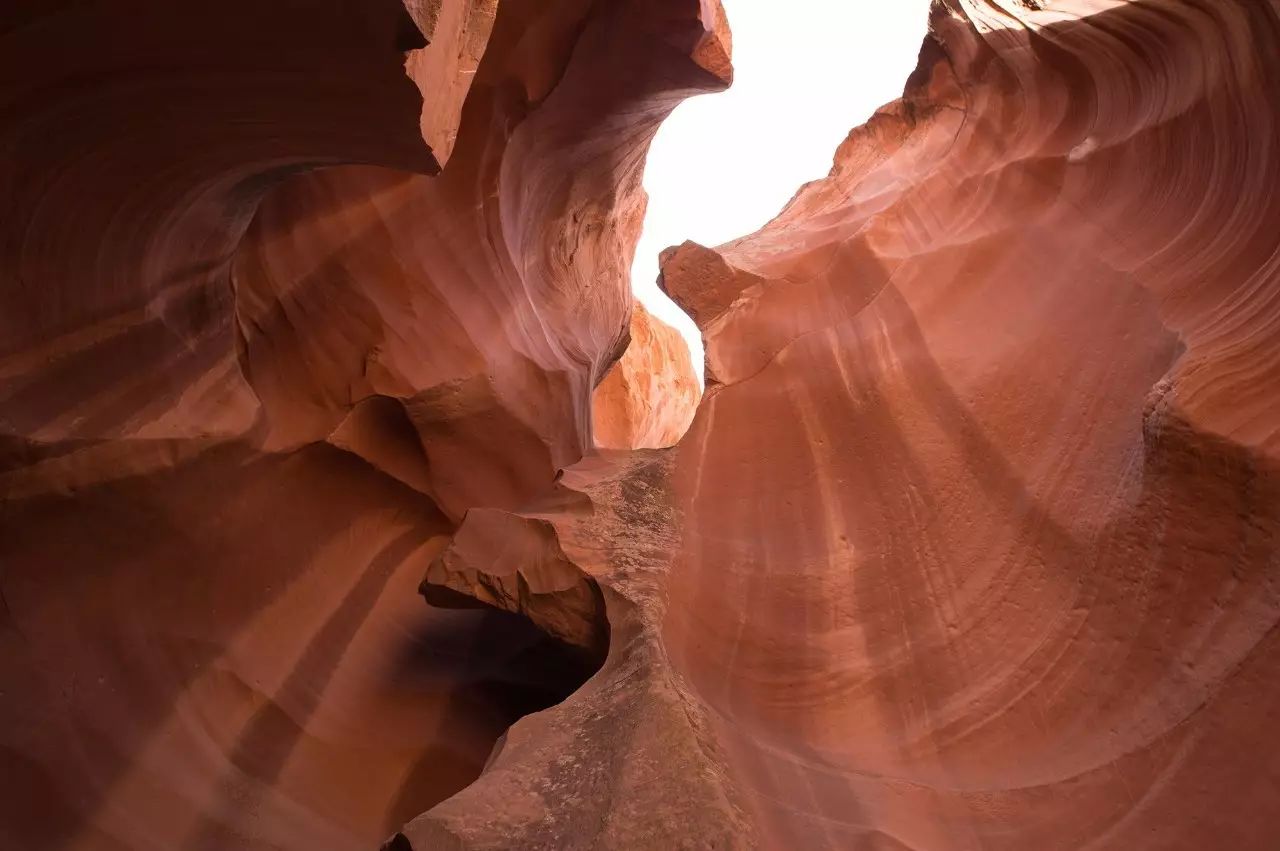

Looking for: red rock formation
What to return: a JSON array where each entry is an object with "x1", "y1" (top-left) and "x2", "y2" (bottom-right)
[
  {"x1": 410, "y1": 1, "x2": 1280, "y2": 848},
  {"x1": 5, "y1": 0, "x2": 1280, "y2": 849},
  {"x1": 0, "y1": 0, "x2": 728, "y2": 848},
  {"x1": 654, "y1": 1, "x2": 1280, "y2": 848},
  {"x1": 0, "y1": 0, "x2": 492, "y2": 443},
  {"x1": 592, "y1": 300, "x2": 701, "y2": 449}
]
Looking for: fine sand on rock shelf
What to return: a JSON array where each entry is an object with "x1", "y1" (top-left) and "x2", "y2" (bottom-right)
[{"x1": 4, "y1": 1, "x2": 1280, "y2": 850}]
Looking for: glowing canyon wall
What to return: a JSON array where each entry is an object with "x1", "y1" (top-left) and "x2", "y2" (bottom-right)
[
  {"x1": 591, "y1": 301, "x2": 700, "y2": 451},
  {"x1": 3, "y1": 1, "x2": 1280, "y2": 850}
]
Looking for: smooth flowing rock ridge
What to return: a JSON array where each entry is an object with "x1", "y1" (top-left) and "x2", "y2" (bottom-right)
[
  {"x1": 408, "y1": 0, "x2": 1280, "y2": 848},
  {"x1": 4, "y1": 0, "x2": 1280, "y2": 850},
  {"x1": 0, "y1": 0, "x2": 728, "y2": 848}
]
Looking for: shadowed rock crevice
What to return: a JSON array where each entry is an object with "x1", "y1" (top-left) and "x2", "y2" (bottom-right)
[{"x1": 421, "y1": 508, "x2": 612, "y2": 665}]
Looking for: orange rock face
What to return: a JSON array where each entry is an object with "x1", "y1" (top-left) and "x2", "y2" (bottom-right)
[
  {"x1": 4, "y1": 1, "x2": 1280, "y2": 850},
  {"x1": 410, "y1": 2, "x2": 1280, "y2": 848},
  {"x1": 592, "y1": 301, "x2": 701, "y2": 449},
  {"x1": 656, "y1": 2, "x2": 1280, "y2": 847}
]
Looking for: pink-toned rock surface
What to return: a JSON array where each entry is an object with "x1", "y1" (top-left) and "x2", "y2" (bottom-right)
[
  {"x1": 653, "y1": 2, "x2": 1280, "y2": 847},
  {"x1": 0, "y1": 0, "x2": 728, "y2": 848},
  {"x1": 414, "y1": 1, "x2": 1280, "y2": 848},
  {"x1": 592, "y1": 301, "x2": 701, "y2": 449},
  {"x1": 5, "y1": 0, "x2": 1280, "y2": 849}
]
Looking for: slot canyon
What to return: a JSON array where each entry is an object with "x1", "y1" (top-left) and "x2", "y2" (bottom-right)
[{"x1": 3, "y1": 0, "x2": 1280, "y2": 849}]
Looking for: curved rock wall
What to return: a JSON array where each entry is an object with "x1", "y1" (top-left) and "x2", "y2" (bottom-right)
[
  {"x1": 4, "y1": 0, "x2": 1280, "y2": 850},
  {"x1": 0, "y1": 0, "x2": 486, "y2": 443},
  {"x1": 659, "y1": 1, "x2": 1280, "y2": 847},
  {"x1": 0, "y1": 0, "x2": 728, "y2": 848},
  {"x1": 591, "y1": 301, "x2": 701, "y2": 450},
  {"x1": 408, "y1": 1, "x2": 1280, "y2": 848}
]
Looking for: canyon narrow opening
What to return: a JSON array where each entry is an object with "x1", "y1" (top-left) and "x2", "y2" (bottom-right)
[{"x1": 631, "y1": 0, "x2": 933, "y2": 382}]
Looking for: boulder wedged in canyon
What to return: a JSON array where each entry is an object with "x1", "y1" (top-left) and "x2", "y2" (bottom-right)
[
  {"x1": 591, "y1": 301, "x2": 701, "y2": 450},
  {"x1": 5, "y1": 0, "x2": 1280, "y2": 849}
]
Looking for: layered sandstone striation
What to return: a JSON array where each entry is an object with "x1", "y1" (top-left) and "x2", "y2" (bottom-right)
[
  {"x1": 0, "y1": 0, "x2": 728, "y2": 848},
  {"x1": 4, "y1": 0, "x2": 1280, "y2": 850},
  {"x1": 656, "y1": 1, "x2": 1280, "y2": 847},
  {"x1": 408, "y1": 0, "x2": 1280, "y2": 848}
]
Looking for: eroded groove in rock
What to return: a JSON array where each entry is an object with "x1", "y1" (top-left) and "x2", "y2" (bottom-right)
[
  {"x1": 232, "y1": 0, "x2": 731, "y2": 515},
  {"x1": 0, "y1": 436, "x2": 607, "y2": 850},
  {"x1": 0, "y1": 0, "x2": 493, "y2": 443},
  {"x1": 401, "y1": 1, "x2": 1280, "y2": 848},
  {"x1": 653, "y1": 2, "x2": 1280, "y2": 848},
  {"x1": 5, "y1": 0, "x2": 1280, "y2": 849},
  {"x1": 0, "y1": 0, "x2": 730, "y2": 848}
]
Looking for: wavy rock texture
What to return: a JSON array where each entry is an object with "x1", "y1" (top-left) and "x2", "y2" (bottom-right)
[
  {"x1": 409, "y1": 0, "x2": 1280, "y2": 849},
  {"x1": 591, "y1": 301, "x2": 701, "y2": 450},
  {"x1": 4, "y1": 0, "x2": 1280, "y2": 850},
  {"x1": 655, "y1": 1, "x2": 1280, "y2": 848},
  {"x1": 0, "y1": 0, "x2": 729, "y2": 848}
]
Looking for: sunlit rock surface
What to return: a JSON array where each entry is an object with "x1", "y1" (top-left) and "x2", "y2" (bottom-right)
[
  {"x1": 592, "y1": 301, "x2": 701, "y2": 450},
  {"x1": 411, "y1": 1, "x2": 1280, "y2": 848},
  {"x1": 4, "y1": 0, "x2": 1280, "y2": 849},
  {"x1": 656, "y1": 1, "x2": 1280, "y2": 847}
]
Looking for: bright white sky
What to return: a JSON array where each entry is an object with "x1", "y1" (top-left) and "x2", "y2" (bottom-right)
[{"x1": 631, "y1": 0, "x2": 933, "y2": 379}]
